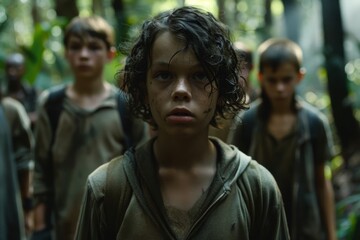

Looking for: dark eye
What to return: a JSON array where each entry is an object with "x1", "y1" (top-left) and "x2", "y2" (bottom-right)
[
  {"x1": 68, "y1": 43, "x2": 82, "y2": 51},
  {"x1": 192, "y1": 72, "x2": 208, "y2": 83},
  {"x1": 153, "y1": 71, "x2": 172, "y2": 82},
  {"x1": 282, "y1": 77, "x2": 292, "y2": 84},
  {"x1": 267, "y1": 77, "x2": 276, "y2": 84},
  {"x1": 88, "y1": 44, "x2": 102, "y2": 51}
]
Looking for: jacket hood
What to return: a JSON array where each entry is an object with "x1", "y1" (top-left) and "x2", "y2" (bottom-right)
[{"x1": 122, "y1": 137, "x2": 251, "y2": 239}]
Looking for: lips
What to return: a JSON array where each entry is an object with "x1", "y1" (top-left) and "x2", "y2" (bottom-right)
[
  {"x1": 168, "y1": 108, "x2": 194, "y2": 116},
  {"x1": 77, "y1": 65, "x2": 91, "y2": 69},
  {"x1": 166, "y1": 108, "x2": 194, "y2": 123}
]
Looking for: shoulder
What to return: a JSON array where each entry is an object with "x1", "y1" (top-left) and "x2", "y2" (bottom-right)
[
  {"x1": 298, "y1": 99, "x2": 330, "y2": 127},
  {"x1": 237, "y1": 99, "x2": 261, "y2": 118},
  {"x1": 37, "y1": 84, "x2": 67, "y2": 107},
  {"x1": 238, "y1": 159, "x2": 281, "y2": 202},
  {"x1": 1, "y1": 97, "x2": 28, "y2": 122},
  {"x1": 87, "y1": 155, "x2": 125, "y2": 200},
  {"x1": 245, "y1": 160, "x2": 278, "y2": 186},
  {"x1": 2, "y1": 97, "x2": 23, "y2": 110},
  {"x1": 234, "y1": 99, "x2": 261, "y2": 126}
]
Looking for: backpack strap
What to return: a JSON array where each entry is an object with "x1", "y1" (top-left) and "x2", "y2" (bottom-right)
[
  {"x1": 116, "y1": 90, "x2": 133, "y2": 151},
  {"x1": 45, "y1": 87, "x2": 133, "y2": 151},
  {"x1": 44, "y1": 85, "x2": 67, "y2": 147},
  {"x1": 104, "y1": 154, "x2": 133, "y2": 239}
]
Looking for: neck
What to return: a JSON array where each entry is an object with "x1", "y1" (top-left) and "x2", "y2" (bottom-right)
[
  {"x1": 270, "y1": 98, "x2": 294, "y2": 115},
  {"x1": 72, "y1": 79, "x2": 108, "y2": 95},
  {"x1": 154, "y1": 133, "x2": 216, "y2": 170},
  {"x1": 8, "y1": 81, "x2": 22, "y2": 93}
]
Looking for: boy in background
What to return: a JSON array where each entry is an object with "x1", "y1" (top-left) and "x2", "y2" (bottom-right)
[
  {"x1": 32, "y1": 16, "x2": 148, "y2": 239},
  {"x1": 228, "y1": 38, "x2": 337, "y2": 240},
  {"x1": 4, "y1": 53, "x2": 38, "y2": 127}
]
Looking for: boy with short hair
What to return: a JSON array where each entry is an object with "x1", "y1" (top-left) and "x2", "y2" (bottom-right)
[
  {"x1": 75, "y1": 7, "x2": 289, "y2": 239},
  {"x1": 228, "y1": 38, "x2": 337, "y2": 240},
  {"x1": 33, "y1": 16, "x2": 149, "y2": 239}
]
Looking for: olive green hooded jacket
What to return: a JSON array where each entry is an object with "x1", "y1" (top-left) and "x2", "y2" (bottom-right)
[{"x1": 75, "y1": 138, "x2": 290, "y2": 240}]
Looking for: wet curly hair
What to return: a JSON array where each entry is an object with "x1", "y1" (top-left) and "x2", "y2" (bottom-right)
[{"x1": 120, "y1": 6, "x2": 248, "y2": 128}]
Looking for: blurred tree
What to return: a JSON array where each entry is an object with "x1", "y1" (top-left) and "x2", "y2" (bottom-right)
[
  {"x1": 281, "y1": 0, "x2": 300, "y2": 42},
  {"x1": 320, "y1": 0, "x2": 360, "y2": 162},
  {"x1": 55, "y1": 0, "x2": 78, "y2": 20},
  {"x1": 217, "y1": 0, "x2": 226, "y2": 23},
  {"x1": 93, "y1": 0, "x2": 105, "y2": 16},
  {"x1": 112, "y1": 0, "x2": 126, "y2": 47}
]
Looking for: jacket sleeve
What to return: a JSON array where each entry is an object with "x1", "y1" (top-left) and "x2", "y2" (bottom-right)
[
  {"x1": 6, "y1": 98, "x2": 34, "y2": 171},
  {"x1": 312, "y1": 112, "x2": 335, "y2": 165},
  {"x1": 75, "y1": 180, "x2": 106, "y2": 240},
  {"x1": 75, "y1": 166, "x2": 108, "y2": 240},
  {"x1": 242, "y1": 161, "x2": 290, "y2": 240}
]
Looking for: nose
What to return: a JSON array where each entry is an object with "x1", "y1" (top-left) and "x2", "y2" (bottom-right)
[
  {"x1": 275, "y1": 82, "x2": 285, "y2": 92},
  {"x1": 171, "y1": 78, "x2": 191, "y2": 101},
  {"x1": 79, "y1": 47, "x2": 90, "y2": 58}
]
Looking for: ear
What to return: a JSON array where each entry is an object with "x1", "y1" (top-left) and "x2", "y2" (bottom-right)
[
  {"x1": 107, "y1": 47, "x2": 117, "y2": 61},
  {"x1": 297, "y1": 67, "x2": 306, "y2": 83},
  {"x1": 257, "y1": 72, "x2": 263, "y2": 84}
]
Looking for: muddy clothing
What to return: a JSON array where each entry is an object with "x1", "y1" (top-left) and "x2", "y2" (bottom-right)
[
  {"x1": 33, "y1": 85, "x2": 149, "y2": 239},
  {"x1": 75, "y1": 137, "x2": 290, "y2": 240},
  {"x1": 228, "y1": 98, "x2": 334, "y2": 240},
  {"x1": 0, "y1": 97, "x2": 33, "y2": 240}
]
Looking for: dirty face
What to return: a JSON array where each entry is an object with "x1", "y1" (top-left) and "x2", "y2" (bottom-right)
[{"x1": 146, "y1": 31, "x2": 218, "y2": 137}]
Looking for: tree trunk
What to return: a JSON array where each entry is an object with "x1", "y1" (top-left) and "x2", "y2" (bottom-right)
[
  {"x1": 112, "y1": 0, "x2": 126, "y2": 46},
  {"x1": 217, "y1": 0, "x2": 226, "y2": 24},
  {"x1": 281, "y1": 0, "x2": 300, "y2": 42},
  {"x1": 92, "y1": 0, "x2": 105, "y2": 16},
  {"x1": 320, "y1": 0, "x2": 360, "y2": 161},
  {"x1": 55, "y1": 0, "x2": 78, "y2": 20}
]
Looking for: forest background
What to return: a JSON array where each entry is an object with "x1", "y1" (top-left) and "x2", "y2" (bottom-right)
[{"x1": 0, "y1": 0, "x2": 360, "y2": 238}]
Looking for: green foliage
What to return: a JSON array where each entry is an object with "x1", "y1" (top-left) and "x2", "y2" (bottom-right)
[
  {"x1": 20, "y1": 18, "x2": 67, "y2": 86},
  {"x1": 346, "y1": 58, "x2": 360, "y2": 121},
  {"x1": 336, "y1": 194, "x2": 360, "y2": 240}
]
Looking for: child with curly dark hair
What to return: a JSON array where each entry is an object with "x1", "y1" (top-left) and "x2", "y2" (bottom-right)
[{"x1": 75, "y1": 6, "x2": 290, "y2": 239}]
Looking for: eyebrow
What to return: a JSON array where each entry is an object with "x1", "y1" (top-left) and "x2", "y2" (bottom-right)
[{"x1": 151, "y1": 60, "x2": 203, "y2": 69}]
